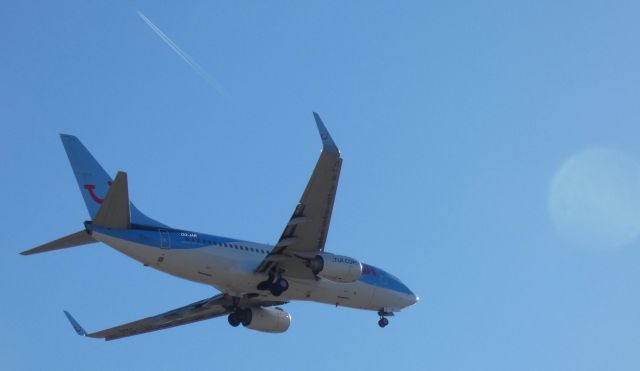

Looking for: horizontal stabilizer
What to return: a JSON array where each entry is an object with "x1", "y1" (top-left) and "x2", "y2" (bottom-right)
[
  {"x1": 93, "y1": 171, "x2": 130, "y2": 229},
  {"x1": 20, "y1": 230, "x2": 96, "y2": 256}
]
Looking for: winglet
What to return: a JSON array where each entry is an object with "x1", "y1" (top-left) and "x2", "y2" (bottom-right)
[
  {"x1": 313, "y1": 112, "x2": 339, "y2": 154},
  {"x1": 63, "y1": 311, "x2": 87, "y2": 336}
]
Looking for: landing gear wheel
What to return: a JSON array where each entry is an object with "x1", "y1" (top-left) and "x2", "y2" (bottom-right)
[
  {"x1": 268, "y1": 278, "x2": 288, "y2": 296},
  {"x1": 229, "y1": 308, "x2": 252, "y2": 327},
  {"x1": 378, "y1": 317, "x2": 389, "y2": 328},
  {"x1": 270, "y1": 285, "x2": 284, "y2": 297},
  {"x1": 228, "y1": 313, "x2": 241, "y2": 327},
  {"x1": 240, "y1": 308, "x2": 252, "y2": 326},
  {"x1": 276, "y1": 278, "x2": 289, "y2": 291},
  {"x1": 257, "y1": 280, "x2": 271, "y2": 291}
]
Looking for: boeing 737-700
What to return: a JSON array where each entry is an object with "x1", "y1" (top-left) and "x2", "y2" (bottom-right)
[{"x1": 21, "y1": 113, "x2": 418, "y2": 340}]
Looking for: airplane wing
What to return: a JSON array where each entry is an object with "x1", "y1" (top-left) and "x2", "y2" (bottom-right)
[
  {"x1": 256, "y1": 113, "x2": 342, "y2": 279},
  {"x1": 64, "y1": 294, "x2": 286, "y2": 341}
]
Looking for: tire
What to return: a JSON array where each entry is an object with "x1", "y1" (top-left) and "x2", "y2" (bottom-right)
[
  {"x1": 228, "y1": 313, "x2": 241, "y2": 327},
  {"x1": 240, "y1": 308, "x2": 252, "y2": 327},
  {"x1": 277, "y1": 278, "x2": 289, "y2": 291},
  {"x1": 270, "y1": 285, "x2": 283, "y2": 297},
  {"x1": 257, "y1": 280, "x2": 270, "y2": 291},
  {"x1": 378, "y1": 318, "x2": 389, "y2": 328}
]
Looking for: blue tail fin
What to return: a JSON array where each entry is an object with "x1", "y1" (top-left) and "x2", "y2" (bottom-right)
[{"x1": 60, "y1": 135, "x2": 167, "y2": 228}]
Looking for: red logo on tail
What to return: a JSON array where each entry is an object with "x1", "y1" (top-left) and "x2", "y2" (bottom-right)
[{"x1": 84, "y1": 181, "x2": 112, "y2": 204}]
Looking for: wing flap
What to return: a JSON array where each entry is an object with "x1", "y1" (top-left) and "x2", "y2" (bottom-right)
[
  {"x1": 65, "y1": 294, "x2": 288, "y2": 341},
  {"x1": 285, "y1": 113, "x2": 341, "y2": 254},
  {"x1": 256, "y1": 113, "x2": 342, "y2": 278},
  {"x1": 87, "y1": 295, "x2": 230, "y2": 341}
]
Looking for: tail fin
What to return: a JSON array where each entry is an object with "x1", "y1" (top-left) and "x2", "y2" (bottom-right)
[{"x1": 60, "y1": 135, "x2": 166, "y2": 227}]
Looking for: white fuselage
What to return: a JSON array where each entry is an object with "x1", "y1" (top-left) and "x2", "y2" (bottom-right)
[{"x1": 92, "y1": 229, "x2": 416, "y2": 312}]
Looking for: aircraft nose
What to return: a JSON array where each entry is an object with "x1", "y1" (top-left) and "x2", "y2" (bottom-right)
[
  {"x1": 408, "y1": 292, "x2": 419, "y2": 306},
  {"x1": 412, "y1": 294, "x2": 419, "y2": 305},
  {"x1": 396, "y1": 283, "x2": 419, "y2": 307},
  {"x1": 399, "y1": 289, "x2": 419, "y2": 307}
]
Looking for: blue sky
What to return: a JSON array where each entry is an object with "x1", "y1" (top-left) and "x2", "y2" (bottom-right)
[{"x1": 2, "y1": 1, "x2": 640, "y2": 370}]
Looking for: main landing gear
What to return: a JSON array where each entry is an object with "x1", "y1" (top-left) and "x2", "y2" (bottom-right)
[
  {"x1": 377, "y1": 310, "x2": 393, "y2": 328},
  {"x1": 256, "y1": 270, "x2": 289, "y2": 297},
  {"x1": 228, "y1": 308, "x2": 252, "y2": 327}
]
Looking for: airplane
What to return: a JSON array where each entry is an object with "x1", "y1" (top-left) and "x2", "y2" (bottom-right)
[{"x1": 21, "y1": 113, "x2": 418, "y2": 340}]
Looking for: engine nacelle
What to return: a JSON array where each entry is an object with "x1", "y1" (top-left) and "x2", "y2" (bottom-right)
[
  {"x1": 243, "y1": 307, "x2": 291, "y2": 333},
  {"x1": 308, "y1": 252, "x2": 363, "y2": 283}
]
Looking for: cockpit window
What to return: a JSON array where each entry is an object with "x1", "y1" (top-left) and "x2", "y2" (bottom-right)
[{"x1": 360, "y1": 263, "x2": 413, "y2": 295}]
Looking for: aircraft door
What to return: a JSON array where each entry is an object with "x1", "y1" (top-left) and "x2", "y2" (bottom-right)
[{"x1": 159, "y1": 229, "x2": 171, "y2": 249}]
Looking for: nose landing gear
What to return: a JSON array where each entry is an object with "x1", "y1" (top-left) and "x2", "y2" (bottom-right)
[{"x1": 377, "y1": 310, "x2": 393, "y2": 328}]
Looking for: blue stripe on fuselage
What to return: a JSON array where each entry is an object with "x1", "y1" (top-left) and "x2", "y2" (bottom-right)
[{"x1": 86, "y1": 223, "x2": 253, "y2": 250}]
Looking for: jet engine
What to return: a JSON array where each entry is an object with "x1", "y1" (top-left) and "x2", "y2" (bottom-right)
[
  {"x1": 307, "y1": 252, "x2": 363, "y2": 283},
  {"x1": 243, "y1": 307, "x2": 291, "y2": 333}
]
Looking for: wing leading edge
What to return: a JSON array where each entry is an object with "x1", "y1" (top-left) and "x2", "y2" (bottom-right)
[{"x1": 256, "y1": 113, "x2": 343, "y2": 279}]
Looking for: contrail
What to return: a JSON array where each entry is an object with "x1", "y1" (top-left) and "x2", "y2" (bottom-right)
[{"x1": 137, "y1": 11, "x2": 226, "y2": 95}]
